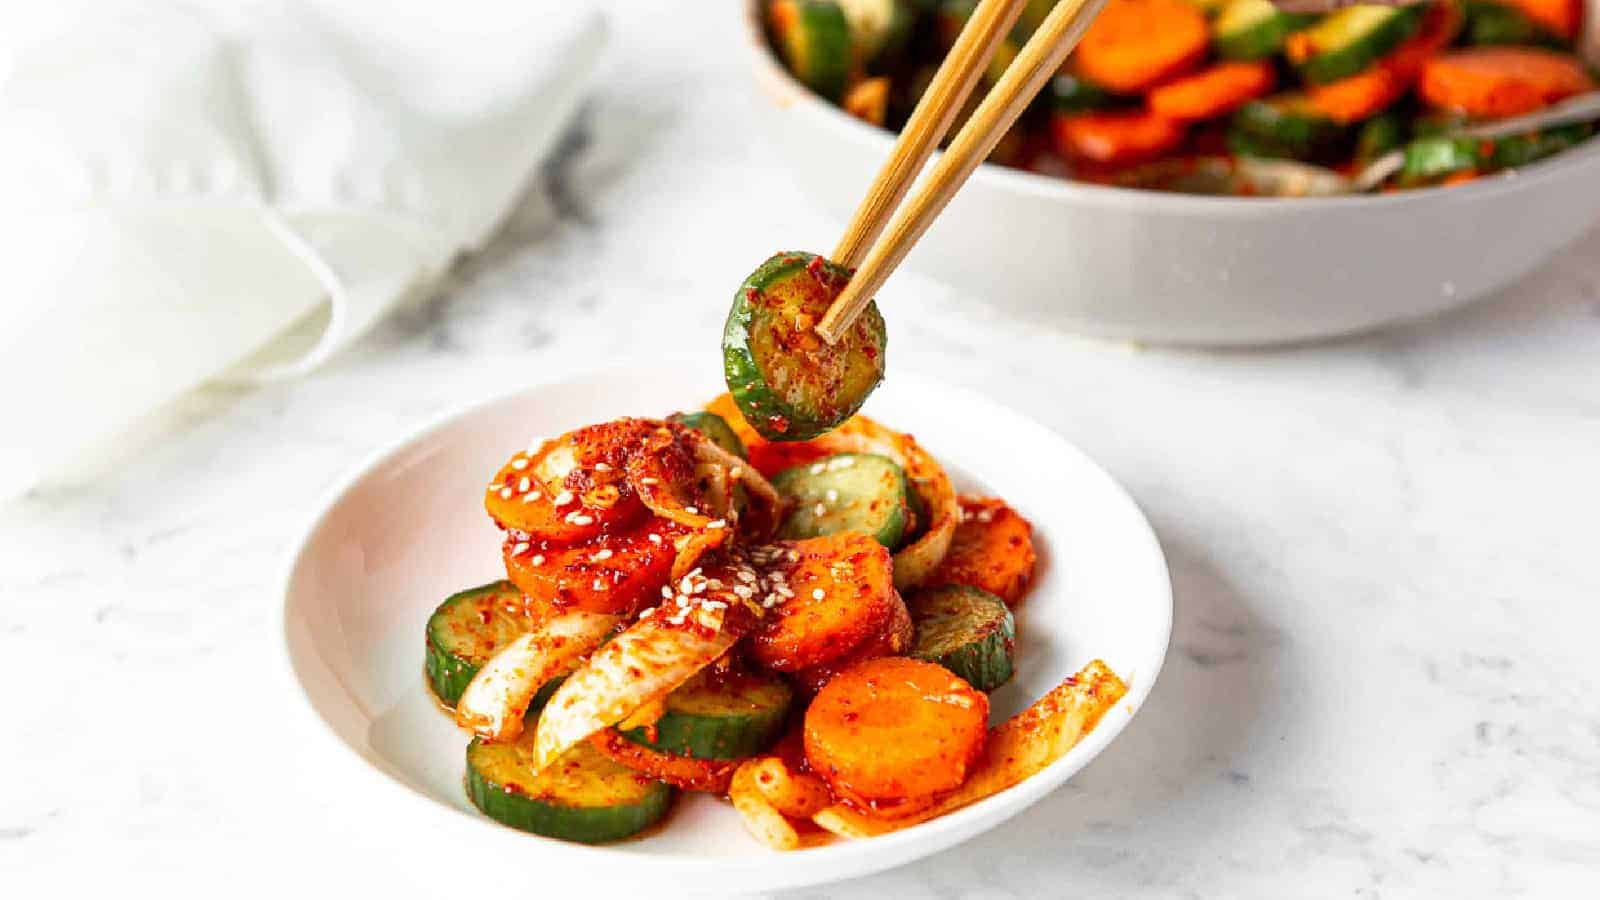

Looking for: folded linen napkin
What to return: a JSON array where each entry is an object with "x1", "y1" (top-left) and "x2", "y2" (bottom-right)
[{"x1": 0, "y1": 1, "x2": 605, "y2": 500}]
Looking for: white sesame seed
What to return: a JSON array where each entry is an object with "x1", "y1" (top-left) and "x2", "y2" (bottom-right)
[
  {"x1": 733, "y1": 585, "x2": 754, "y2": 598},
  {"x1": 518, "y1": 477, "x2": 531, "y2": 493},
  {"x1": 531, "y1": 555, "x2": 545, "y2": 565},
  {"x1": 640, "y1": 477, "x2": 659, "y2": 486},
  {"x1": 707, "y1": 519, "x2": 726, "y2": 530},
  {"x1": 648, "y1": 533, "x2": 663, "y2": 544},
  {"x1": 521, "y1": 491, "x2": 541, "y2": 503},
  {"x1": 825, "y1": 489, "x2": 839, "y2": 503},
  {"x1": 813, "y1": 503, "x2": 826, "y2": 517},
  {"x1": 812, "y1": 588, "x2": 825, "y2": 600},
  {"x1": 592, "y1": 549, "x2": 613, "y2": 562},
  {"x1": 829, "y1": 457, "x2": 854, "y2": 469},
  {"x1": 554, "y1": 490, "x2": 574, "y2": 506},
  {"x1": 662, "y1": 586, "x2": 673, "y2": 599},
  {"x1": 571, "y1": 514, "x2": 595, "y2": 526},
  {"x1": 592, "y1": 579, "x2": 606, "y2": 591},
  {"x1": 730, "y1": 468, "x2": 743, "y2": 480},
  {"x1": 685, "y1": 506, "x2": 699, "y2": 515},
  {"x1": 511, "y1": 458, "x2": 528, "y2": 470},
  {"x1": 594, "y1": 462, "x2": 611, "y2": 472},
  {"x1": 512, "y1": 542, "x2": 529, "y2": 555},
  {"x1": 499, "y1": 488, "x2": 513, "y2": 499},
  {"x1": 811, "y1": 463, "x2": 825, "y2": 474}
]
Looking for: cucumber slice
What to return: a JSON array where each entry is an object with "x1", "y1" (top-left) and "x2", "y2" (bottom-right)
[
  {"x1": 1231, "y1": 94, "x2": 1352, "y2": 162},
  {"x1": 619, "y1": 667, "x2": 793, "y2": 759},
  {"x1": 1399, "y1": 135, "x2": 1484, "y2": 183},
  {"x1": 770, "y1": 0, "x2": 854, "y2": 101},
  {"x1": 1213, "y1": 0, "x2": 1315, "y2": 61},
  {"x1": 909, "y1": 585, "x2": 1016, "y2": 692},
  {"x1": 1048, "y1": 73, "x2": 1129, "y2": 113},
  {"x1": 466, "y1": 735, "x2": 673, "y2": 843},
  {"x1": 1354, "y1": 109, "x2": 1409, "y2": 165},
  {"x1": 723, "y1": 251, "x2": 887, "y2": 442},
  {"x1": 1462, "y1": 1, "x2": 1564, "y2": 48},
  {"x1": 427, "y1": 582, "x2": 560, "y2": 709},
  {"x1": 1489, "y1": 123, "x2": 1594, "y2": 169},
  {"x1": 668, "y1": 411, "x2": 747, "y2": 460},
  {"x1": 1292, "y1": 5, "x2": 1426, "y2": 85},
  {"x1": 772, "y1": 452, "x2": 909, "y2": 548}
]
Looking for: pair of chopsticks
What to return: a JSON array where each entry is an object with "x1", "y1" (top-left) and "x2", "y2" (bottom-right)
[{"x1": 816, "y1": 0, "x2": 1110, "y2": 344}]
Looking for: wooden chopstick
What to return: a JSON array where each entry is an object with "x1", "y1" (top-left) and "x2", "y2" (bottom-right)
[
  {"x1": 830, "y1": 0, "x2": 1029, "y2": 269},
  {"x1": 817, "y1": 0, "x2": 1108, "y2": 344}
]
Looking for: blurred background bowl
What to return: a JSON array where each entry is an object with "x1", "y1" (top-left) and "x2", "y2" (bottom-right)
[{"x1": 742, "y1": 0, "x2": 1600, "y2": 347}]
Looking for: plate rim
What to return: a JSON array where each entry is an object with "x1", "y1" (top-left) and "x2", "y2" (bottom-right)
[{"x1": 274, "y1": 361, "x2": 1173, "y2": 890}]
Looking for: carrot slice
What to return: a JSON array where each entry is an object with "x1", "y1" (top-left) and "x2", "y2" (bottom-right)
[
  {"x1": 1308, "y1": 2, "x2": 1463, "y2": 124},
  {"x1": 505, "y1": 522, "x2": 686, "y2": 616},
  {"x1": 589, "y1": 728, "x2": 736, "y2": 793},
  {"x1": 927, "y1": 496, "x2": 1037, "y2": 606},
  {"x1": 1497, "y1": 0, "x2": 1583, "y2": 40},
  {"x1": 1051, "y1": 110, "x2": 1187, "y2": 165},
  {"x1": 748, "y1": 532, "x2": 897, "y2": 671},
  {"x1": 1076, "y1": 0, "x2": 1209, "y2": 93},
  {"x1": 1420, "y1": 47, "x2": 1595, "y2": 119},
  {"x1": 1147, "y1": 61, "x2": 1277, "y2": 122},
  {"x1": 789, "y1": 587, "x2": 914, "y2": 694},
  {"x1": 804, "y1": 657, "x2": 989, "y2": 813}
]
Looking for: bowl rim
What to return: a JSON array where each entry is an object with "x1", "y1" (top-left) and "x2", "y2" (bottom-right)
[
  {"x1": 274, "y1": 360, "x2": 1174, "y2": 890},
  {"x1": 741, "y1": 0, "x2": 1600, "y2": 215}
]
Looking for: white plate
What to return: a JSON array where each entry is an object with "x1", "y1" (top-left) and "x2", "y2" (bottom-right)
[{"x1": 278, "y1": 362, "x2": 1172, "y2": 894}]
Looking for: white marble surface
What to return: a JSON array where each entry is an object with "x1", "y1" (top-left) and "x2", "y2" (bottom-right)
[{"x1": 5, "y1": 1, "x2": 1600, "y2": 896}]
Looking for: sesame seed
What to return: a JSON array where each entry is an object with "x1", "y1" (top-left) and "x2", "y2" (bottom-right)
[
  {"x1": 521, "y1": 491, "x2": 540, "y2": 503},
  {"x1": 554, "y1": 490, "x2": 574, "y2": 506},
  {"x1": 733, "y1": 585, "x2": 753, "y2": 599},
  {"x1": 518, "y1": 477, "x2": 531, "y2": 492},
  {"x1": 594, "y1": 462, "x2": 611, "y2": 472},
  {"x1": 511, "y1": 458, "x2": 528, "y2": 470},
  {"x1": 829, "y1": 457, "x2": 854, "y2": 470},
  {"x1": 813, "y1": 503, "x2": 826, "y2": 517},
  {"x1": 512, "y1": 542, "x2": 529, "y2": 555},
  {"x1": 730, "y1": 468, "x2": 743, "y2": 480},
  {"x1": 592, "y1": 549, "x2": 613, "y2": 562},
  {"x1": 573, "y1": 514, "x2": 595, "y2": 526},
  {"x1": 685, "y1": 506, "x2": 699, "y2": 515},
  {"x1": 812, "y1": 588, "x2": 825, "y2": 600},
  {"x1": 810, "y1": 463, "x2": 825, "y2": 474},
  {"x1": 531, "y1": 555, "x2": 545, "y2": 565},
  {"x1": 499, "y1": 488, "x2": 513, "y2": 499},
  {"x1": 640, "y1": 477, "x2": 659, "y2": 486},
  {"x1": 707, "y1": 519, "x2": 726, "y2": 530},
  {"x1": 662, "y1": 586, "x2": 673, "y2": 599},
  {"x1": 648, "y1": 533, "x2": 663, "y2": 544},
  {"x1": 824, "y1": 489, "x2": 839, "y2": 503}
]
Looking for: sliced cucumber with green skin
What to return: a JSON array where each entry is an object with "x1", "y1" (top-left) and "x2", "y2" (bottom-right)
[
  {"x1": 1231, "y1": 95, "x2": 1352, "y2": 162},
  {"x1": 1293, "y1": 5, "x2": 1426, "y2": 85},
  {"x1": 1399, "y1": 136, "x2": 1484, "y2": 183},
  {"x1": 619, "y1": 667, "x2": 793, "y2": 759},
  {"x1": 723, "y1": 251, "x2": 887, "y2": 442},
  {"x1": 427, "y1": 581, "x2": 541, "y2": 708},
  {"x1": 1462, "y1": 1, "x2": 1564, "y2": 48},
  {"x1": 773, "y1": 452, "x2": 909, "y2": 548},
  {"x1": 771, "y1": 0, "x2": 854, "y2": 101},
  {"x1": 466, "y1": 735, "x2": 673, "y2": 843},
  {"x1": 1213, "y1": 0, "x2": 1315, "y2": 61},
  {"x1": 1489, "y1": 123, "x2": 1594, "y2": 169},
  {"x1": 909, "y1": 585, "x2": 1015, "y2": 692},
  {"x1": 1355, "y1": 110, "x2": 1409, "y2": 165},
  {"x1": 669, "y1": 411, "x2": 747, "y2": 460},
  {"x1": 1048, "y1": 74, "x2": 1129, "y2": 113}
]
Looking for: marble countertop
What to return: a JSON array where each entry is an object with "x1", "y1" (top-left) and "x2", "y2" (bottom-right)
[{"x1": 4, "y1": 2, "x2": 1599, "y2": 896}]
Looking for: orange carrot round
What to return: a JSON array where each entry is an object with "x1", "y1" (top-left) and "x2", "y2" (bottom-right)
[
  {"x1": 1051, "y1": 111, "x2": 1187, "y2": 165},
  {"x1": 804, "y1": 657, "x2": 989, "y2": 814},
  {"x1": 927, "y1": 496, "x2": 1038, "y2": 606},
  {"x1": 749, "y1": 532, "x2": 898, "y2": 671},
  {"x1": 505, "y1": 522, "x2": 684, "y2": 616},
  {"x1": 1420, "y1": 47, "x2": 1596, "y2": 119},
  {"x1": 1147, "y1": 61, "x2": 1277, "y2": 122},
  {"x1": 1075, "y1": 0, "x2": 1209, "y2": 93},
  {"x1": 789, "y1": 587, "x2": 914, "y2": 694}
]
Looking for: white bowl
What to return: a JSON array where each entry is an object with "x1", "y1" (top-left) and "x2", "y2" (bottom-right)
[
  {"x1": 742, "y1": 2, "x2": 1600, "y2": 346},
  {"x1": 279, "y1": 362, "x2": 1172, "y2": 894}
]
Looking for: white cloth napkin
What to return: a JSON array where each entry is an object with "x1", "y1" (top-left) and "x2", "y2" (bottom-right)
[{"x1": 0, "y1": 1, "x2": 605, "y2": 500}]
